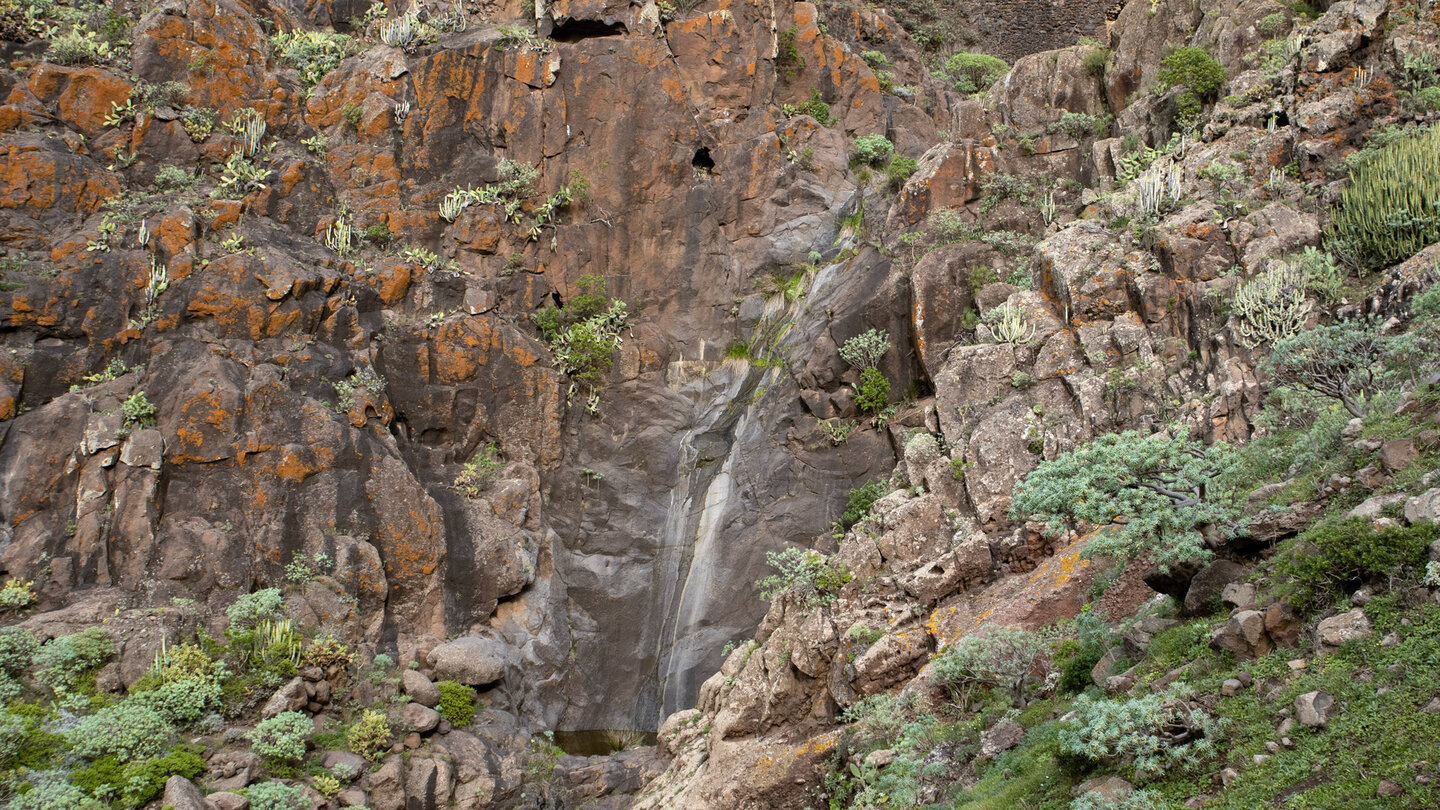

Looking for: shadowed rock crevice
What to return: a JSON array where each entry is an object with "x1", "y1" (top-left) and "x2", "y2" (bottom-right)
[{"x1": 550, "y1": 19, "x2": 628, "y2": 42}]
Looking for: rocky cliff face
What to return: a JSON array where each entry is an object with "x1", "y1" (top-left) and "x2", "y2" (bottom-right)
[
  {"x1": 0, "y1": 0, "x2": 950, "y2": 734},
  {"x1": 1, "y1": 0, "x2": 1439, "y2": 806}
]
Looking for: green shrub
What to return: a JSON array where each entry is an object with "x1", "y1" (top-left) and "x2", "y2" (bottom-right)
[
  {"x1": 244, "y1": 780, "x2": 305, "y2": 810},
  {"x1": 1257, "y1": 12, "x2": 1290, "y2": 36},
  {"x1": 1159, "y1": 47, "x2": 1226, "y2": 127},
  {"x1": 945, "y1": 52, "x2": 1009, "y2": 94},
  {"x1": 74, "y1": 746, "x2": 205, "y2": 807},
  {"x1": 300, "y1": 635, "x2": 352, "y2": 671},
  {"x1": 72, "y1": 703, "x2": 173, "y2": 763},
  {"x1": 0, "y1": 627, "x2": 37, "y2": 676},
  {"x1": 121, "y1": 391, "x2": 156, "y2": 426},
  {"x1": 780, "y1": 89, "x2": 834, "y2": 126},
  {"x1": 930, "y1": 627, "x2": 1050, "y2": 710},
  {"x1": 1411, "y1": 85, "x2": 1440, "y2": 112},
  {"x1": 46, "y1": 27, "x2": 112, "y2": 66},
  {"x1": 6, "y1": 774, "x2": 106, "y2": 810},
  {"x1": 1058, "y1": 685, "x2": 1222, "y2": 781},
  {"x1": 855, "y1": 366, "x2": 891, "y2": 414},
  {"x1": 135, "y1": 677, "x2": 223, "y2": 726},
  {"x1": 754, "y1": 547, "x2": 851, "y2": 610},
  {"x1": 1327, "y1": 126, "x2": 1440, "y2": 270},
  {"x1": 841, "y1": 479, "x2": 886, "y2": 527},
  {"x1": 1071, "y1": 789, "x2": 1170, "y2": 810},
  {"x1": 1083, "y1": 47, "x2": 1111, "y2": 78},
  {"x1": 1263, "y1": 318, "x2": 1389, "y2": 418},
  {"x1": 1054, "y1": 637, "x2": 1105, "y2": 694},
  {"x1": 1278, "y1": 518, "x2": 1437, "y2": 611},
  {"x1": 854, "y1": 133, "x2": 894, "y2": 165},
  {"x1": 1231, "y1": 262, "x2": 1312, "y2": 349},
  {"x1": 1010, "y1": 430, "x2": 1242, "y2": 572},
  {"x1": 1158, "y1": 47, "x2": 1227, "y2": 98},
  {"x1": 227, "y1": 588, "x2": 285, "y2": 629},
  {"x1": 347, "y1": 709, "x2": 392, "y2": 760},
  {"x1": 270, "y1": 30, "x2": 357, "y2": 88},
  {"x1": 248, "y1": 711, "x2": 312, "y2": 762},
  {"x1": 454, "y1": 442, "x2": 504, "y2": 496},
  {"x1": 34, "y1": 627, "x2": 112, "y2": 694},
  {"x1": 839, "y1": 329, "x2": 890, "y2": 370},
  {"x1": 153, "y1": 165, "x2": 196, "y2": 191},
  {"x1": 1, "y1": 704, "x2": 66, "y2": 772},
  {"x1": 436, "y1": 681, "x2": 477, "y2": 726},
  {"x1": 885, "y1": 155, "x2": 918, "y2": 189}
]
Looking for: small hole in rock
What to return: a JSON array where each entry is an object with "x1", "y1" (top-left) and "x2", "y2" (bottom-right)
[{"x1": 692, "y1": 147, "x2": 715, "y2": 171}]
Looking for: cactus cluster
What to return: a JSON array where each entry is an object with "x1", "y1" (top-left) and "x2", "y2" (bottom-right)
[
  {"x1": 1327, "y1": 126, "x2": 1440, "y2": 270},
  {"x1": 323, "y1": 213, "x2": 354, "y2": 256},
  {"x1": 227, "y1": 108, "x2": 266, "y2": 158},
  {"x1": 1232, "y1": 261, "x2": 1313, "y2": 349},
  {"x1": 982, "y1": 302, "x2": 1036, "y2": 345}
]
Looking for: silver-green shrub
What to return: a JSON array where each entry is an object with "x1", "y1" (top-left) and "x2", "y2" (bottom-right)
[{"x1": 1058, "y1": 685, "x2": 1223, "y2": 781}]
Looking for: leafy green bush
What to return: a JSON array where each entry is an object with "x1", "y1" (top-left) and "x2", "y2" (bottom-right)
[
  {"x1": 1277, "y1": 518, "x2": 1437, "y2": 610},
  {"x1": 6, "y1": 774, "x2": 106, "y2": 810},
  {"x1": 34, "y1": 627, "x2": 112, "y2": 694},
  {"x1": 780, "y1": 89, "x2": 834, "y2": 125},
  {"x1": 0, "y1": 579, "x2": 35, "y2": 611},
  {"x1": 73, "y1": 746, "x2": 205, "y2": 807},
  {"x1": 945, "y1": 52, "x2": 1008, "y2": 94},
  {"x1": 227, "y1": 588, "x2": 285, "y2": 629},
  {"x1": 855, "y1": 366, "x2": 891, "y2": 414},
  {"x1": 854, "y1": 134, "x2": 894, "y2": 165},
  {"x1": 270, "y1": 30, "x2": 357, "y2": 88},
  {"x1": 1083, "y1": 47, "x2": 1111, "y2": 78},
  {"x1": 1058, "y1": 686, "x2": 1222, "y2": 781},
  {"x1": 1158, "y1": 47, "x2": 1226, "y2": 98},
  {"x1": 348, "y1": 709, "x2": 392, "y2": 760},
  {"x1": 885, "y1": 155, "x2": 918, "y2": 189},
  {"x1": 1326, "y1": 126, "x2": 1440, "y2": 270},
  {"x1": 152, "y1": 165, "x2": 196, "y2": 191},
  {"x1": 1010, "y1": 430, "x2": 1241, "y2": 572},
  {"x1": 244, "y1": 780, "x2": 305, "y2": 810},
  {"x1": 1263, "y1": 318, "x2": 1389, "y2": 418},
  {"x1": 841, "y1": 479, "x2": 886, "y2": 527},
  {"x1": 46, "y1": 27, "x2": 112, "y2": 66},
  {"x1": 135, "y1": 677, "x2": 224, "y2": 726},
  {"x1": 454, "y1": 442, "x2": 504, "y2": 496},
  {"x1": 755, "y1": 547, "x2": 851, "y2": 610},
  {"x1": 1054, "y1": 637, "x2": 1105, "y2": 695},
  {"x1": 1159, "y1": 47, "x2": 1226, "y2": 127},
  {"x1": 436, "y1": 681, "x2": 478, "y2": 726},
  {"x1": 839, "y1": 329, "x2": 890, "y2": 369},
  {"x1": 248, "y1": 711, "x2": 312, "y2": 762},
  {"x1": 72, "y1": 703, "x2": 172, "y2": 763},
  {"x1": 0, "y1": 627, "x2": 38, "y2": 675},
  {"x1": 121, "y1": 391, "x2": 155, "y2": 426},
  {"x1": 931, "y1": 627, "x2": 1050, "y2": 709}
]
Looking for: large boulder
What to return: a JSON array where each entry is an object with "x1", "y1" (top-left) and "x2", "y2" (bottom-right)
[{"x1": 427, "y1": 636, "x2": 513, "y2": 686}]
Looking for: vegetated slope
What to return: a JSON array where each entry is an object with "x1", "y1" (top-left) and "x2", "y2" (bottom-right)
[{"x1": 0, "y1": 0, "x2": 1438, "y2": 808}]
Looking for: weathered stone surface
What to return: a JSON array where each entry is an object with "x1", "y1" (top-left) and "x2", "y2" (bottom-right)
[
  {"x1": 980, "y1": 719, "x2": 1026, "y2": 757},
  {"x1": 1210, "y1": 610, "x2": 1272, "y2": 659},
  {"x1": 428, "y1": 636, "x2": 512, "y2": 686},
  {"x1": 260, "y1": 677, "x2": 308, "y2": 719},
  {"x1": 401, "y1": 702, "x2": 442, "y2": 733},
  {"x1": 1183, "y1": 560, "x2": 1247, "y2": 617},
  {"x1": 206, "y1": 792, "x2": 248, "y2": 810},
  {"x1": 161, "y1": 776, "x2": 210, "y2": 810},
  {"x1": 1317, "y1": 608, "x2": 1371, "y2": 649},
  {"x1": 402, "y1": 669, "x2": 441, "y2": 708},
  {"x1": 1295, "y1": 691, "x2": 1336, "y2": 727},
  {"x1": 1406, "y1": 488, "x2": 1440, "y2": 524}
]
